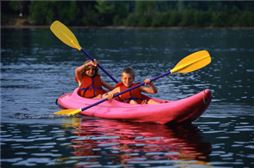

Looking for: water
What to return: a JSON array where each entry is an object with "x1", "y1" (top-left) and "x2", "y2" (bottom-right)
[{"x1": 1, "y1": 28, "x2": 254, "y2": 167}]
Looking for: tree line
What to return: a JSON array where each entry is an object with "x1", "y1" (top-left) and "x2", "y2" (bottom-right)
[{"x1": 2, "y1": 1, "x2": 254, "y2": 27}]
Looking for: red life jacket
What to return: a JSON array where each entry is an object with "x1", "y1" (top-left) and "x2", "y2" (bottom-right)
[
  {"x1": 115, "y1": 82, "x2": 150, "y2": 104},
  {"x1": 78, "y1": 74, "x2": 106, "y2": 98}
]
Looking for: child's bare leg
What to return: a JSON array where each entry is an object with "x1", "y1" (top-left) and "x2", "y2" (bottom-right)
[
  {"x1": 147, "y1": 99, "x2": 160, "y2": 104},
  {"x1": 94, "y1": 94, "x2": 102, "y2": 99},
  {"x1": 129, "y1": 100, "x2": 138, "y2": 104}
]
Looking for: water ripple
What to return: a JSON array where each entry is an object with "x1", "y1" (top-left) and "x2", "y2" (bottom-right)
[{"x1": 1, "y1": 28, "x2": 254, "y2": 168}]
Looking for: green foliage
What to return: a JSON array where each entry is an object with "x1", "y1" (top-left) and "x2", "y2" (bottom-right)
[
  {"x1": 179, "y1": 10, "x2": 195, "y2": 26},
  {"x1": 95, "y1": 1, "x2": 115, "y2": 14},
  {"x1": 9, "y1": 1, "x2": 21, "y2": 12},
  {"x1": 29, "y1": 1, "x2": 55, "y2": 24},
  {"x1": 112, "y1": 2, "x2": 129, "y2": 26},
  {"x1": 56, "y1": 2, "x2": 78, "y2": 25},
  {"x1": 95, "y1": 1, "x2": 130, "y2": 26},
  {"x1": 237, "y1": 11, "x2": 254, "y2": 27},
  {"x1": 2, "y1": 1, "x2": 254, "y2": 27},
  {"x1": 29, "y1": 1, "x2": 79, "y2": 25},
  {"x1": 78, "y1": 1, "x2": 97, "y2": 26},
  {"x1": 135, "y1": 1, "x2": 157, "y2": 15},
  {"x1": 95, "y1": 1, "x2": 116, "y2": 26},
  {"x1": 166, "y1": 11, "x2": 181, "y2": 26},
  {"x1": 124, "y1": 13, "x2": 139, "y2": 27}
]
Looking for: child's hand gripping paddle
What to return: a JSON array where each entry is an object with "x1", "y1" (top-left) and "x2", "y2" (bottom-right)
[{"x1": 55, "y1": 50, "x2": 211, "y2": 116}]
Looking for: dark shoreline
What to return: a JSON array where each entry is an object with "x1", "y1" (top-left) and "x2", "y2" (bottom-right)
[{"x1": 2, "y1": 25, "x2": 254, "y2": 30}]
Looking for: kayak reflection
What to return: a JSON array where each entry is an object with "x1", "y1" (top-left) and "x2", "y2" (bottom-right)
[{"x1": 70, "y1": 118, "x2": 211, "y2": 167}]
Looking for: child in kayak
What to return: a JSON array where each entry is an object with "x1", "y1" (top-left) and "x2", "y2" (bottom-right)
[
  {"x1": 102, "y1": 67, "x2": 159, "y2": 104},
  {"x1": 75, "y1": 60, "x2": 113, "y2": 98}
]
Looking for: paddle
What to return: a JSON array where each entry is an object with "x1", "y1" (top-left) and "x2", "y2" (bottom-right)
[
  {"x1": 55, "y1": 50, "x2": 211, "y2": 116},
  {"x1": 50, "y1": 20, "x2": 118, "y2": 83}
]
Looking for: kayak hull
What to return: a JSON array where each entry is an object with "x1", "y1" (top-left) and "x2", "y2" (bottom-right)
[{"x1": 56, "y1": 88, "x2": 212, "y2": 124}]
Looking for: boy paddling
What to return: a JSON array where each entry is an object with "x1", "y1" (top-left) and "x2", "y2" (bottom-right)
[{"x1": 103, "y1": 67, "x2": 159, "y2": 104}]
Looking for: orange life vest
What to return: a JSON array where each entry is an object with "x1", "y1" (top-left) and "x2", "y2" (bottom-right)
[
  {"x1": 115, "y1": 82, "x2": 150, "y2": 104},
  {"x1": 78, "y1": 74, "x2": 106, "y2": 98}
]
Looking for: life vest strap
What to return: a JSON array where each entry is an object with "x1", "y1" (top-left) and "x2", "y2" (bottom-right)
[
  {"x1": 128, "y1": 97, "x2": 147, "y2": 101},
  {"x1": 80, "y1": 86, "x2": 103, "y2": 91}
]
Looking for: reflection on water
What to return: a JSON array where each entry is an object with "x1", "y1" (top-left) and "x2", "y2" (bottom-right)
[
  {"x1": 61, "y1": 119, "x2": 211, "y2": 167},
  {"x1": 1, "y1": 119, "x2": 211, "y2": 167},
  {"x1": 1, "y1": 28, "x2": 254, "y2": 167},
  {"x1": 1, "y1": 116, "x2": 253, "y2": 167},
  {"x1": 68, "y1": 118, "x2": 211, "y2": 167}
]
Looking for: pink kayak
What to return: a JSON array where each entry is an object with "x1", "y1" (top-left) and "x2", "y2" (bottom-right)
[{"x1": 56, "y1": 88, "x2": 211, "y2": 124}]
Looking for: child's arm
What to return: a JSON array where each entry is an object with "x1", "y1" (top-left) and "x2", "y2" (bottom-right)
[
  {"x1": 140, "y1": 79, "x2": 158, "y2": 94},
  {"x1": 75, "y1": 64, "x2": 86, "y2": 86},
  {"x1": 102, "y1": 87, "x2": 120, "y2": 100}
]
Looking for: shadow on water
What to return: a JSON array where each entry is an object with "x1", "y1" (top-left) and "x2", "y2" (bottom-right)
[{"x1": 62, "y1": 118, "x2": 212, "y2": 167}]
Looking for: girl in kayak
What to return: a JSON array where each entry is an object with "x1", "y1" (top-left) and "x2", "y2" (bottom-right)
[
  {"x1": 103, "y1": 67, "x2": 159, "y2": 104},
  {"x1": 75, "y1": 60, "x2": 113, "y2": 98}
]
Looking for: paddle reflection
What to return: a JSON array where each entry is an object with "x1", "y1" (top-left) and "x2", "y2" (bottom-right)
[{"x1": 70, "y1": 118, "x2": 211, "y2": 167}]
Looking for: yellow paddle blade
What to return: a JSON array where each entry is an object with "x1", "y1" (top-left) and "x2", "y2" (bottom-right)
[
  {"x1": 170, "y1": 50, "x2": 211, "y2": 74},
  {"x1": 50, "y1": 20, "x2": 82, "y2": 51},
  {"x1": 54, "y1": 109, "x2": 81, "y2": 116}
]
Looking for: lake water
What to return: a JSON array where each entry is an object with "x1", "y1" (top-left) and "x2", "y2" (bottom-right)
[{"x1": 1, "y1": 28, "x2": 254, "y2": 167}]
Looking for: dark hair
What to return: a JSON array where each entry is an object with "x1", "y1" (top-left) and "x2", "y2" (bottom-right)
[
  {"x1": 122, "y1": 67, "x2": 135, "y2": 79},
  {"x1": 83, "y1": 60, "x2": 98, "y2": 77}
]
